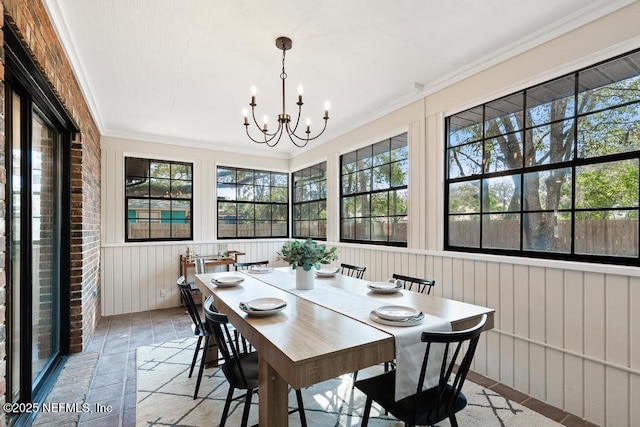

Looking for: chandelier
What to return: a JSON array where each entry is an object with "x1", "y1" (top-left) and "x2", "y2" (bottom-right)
[{"x1": 243, "y1": 36, "x2": 329, "y2": 148}]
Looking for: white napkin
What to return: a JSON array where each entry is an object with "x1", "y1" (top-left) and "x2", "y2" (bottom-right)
[{"x1": 394, "y1": 314, "x2": 451, "y2": 401}]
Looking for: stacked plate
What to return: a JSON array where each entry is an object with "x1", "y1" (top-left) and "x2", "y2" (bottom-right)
[
  {"x1": 315, "y1": 267, "x2": 340, "y2": 277},
  {"x1": 239, "y1": 297, "x2": 287, "y2": 317},
  {"x1": 249, "y1": 266, "x2": 273, "y2": 274},
  {"x1": 369, "y1": 305, "x2": 424, "y2": 326},
  {"x1": 367, "y1": 280, "x2": 402, "y2": 294},
  {"x1": 211, "y1": 276, "x2": 244, "y2": 287}
]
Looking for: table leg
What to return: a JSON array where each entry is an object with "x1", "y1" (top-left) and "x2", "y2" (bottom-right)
[{"x1": 258, "y1": 355, "x2": 289, "y2": 426}]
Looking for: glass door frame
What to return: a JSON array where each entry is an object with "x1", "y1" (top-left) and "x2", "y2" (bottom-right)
[{"x1": 5, "y1": 23, "x2": 74, "y2": 424}]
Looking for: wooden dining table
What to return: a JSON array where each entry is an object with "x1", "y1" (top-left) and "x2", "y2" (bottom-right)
[{"x1": 195, "y1": 267, "x2": 494, "y2": 426}]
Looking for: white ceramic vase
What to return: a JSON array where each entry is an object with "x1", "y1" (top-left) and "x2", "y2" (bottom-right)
[{"x1": 295, "y1": 267, "x2": 315, "y2": 290}]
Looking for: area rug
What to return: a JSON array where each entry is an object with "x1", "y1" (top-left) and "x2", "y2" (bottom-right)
[{"x1": 137, "y1": 338, "x2": 561, "y2": 426}]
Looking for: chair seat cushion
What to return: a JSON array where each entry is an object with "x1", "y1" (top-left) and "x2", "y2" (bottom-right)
[{"x1": 354, "y1": 370, "x2": 467, "y2": 425}]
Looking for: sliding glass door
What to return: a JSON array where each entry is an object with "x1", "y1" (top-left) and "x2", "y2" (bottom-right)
[
  {"x1": 10, "y1": 91, "x2": 22, "y2": 404},
  {"x1": 5, "y1": 26, "x2": 72, "y2": 420},
  {"x1": 8, "y1": 85, "x2": 65, "y2": 406},
  {"x1": 30, "y1": 108, "x2": 62, "y2": 384}
]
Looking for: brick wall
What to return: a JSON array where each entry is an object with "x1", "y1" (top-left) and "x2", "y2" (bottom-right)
[{"x1": 0, "y1": 0, "x2": 102, "y2": 420}]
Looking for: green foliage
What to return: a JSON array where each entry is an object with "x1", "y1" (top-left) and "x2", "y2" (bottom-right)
[
  {"x1": 575, "y1": 159, "x2": 639, "y2": 218},
  {"x1": 448, "y1": 181, "x2": 480, "y2": 214},
  {"x1": 277, "y1": 239, "x2": 338, "y2": 271},
  {"x1": 341, "y1": 138, "x2": 409, "y2": 228}
]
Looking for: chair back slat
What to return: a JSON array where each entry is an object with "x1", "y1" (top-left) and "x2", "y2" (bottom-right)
[
  {"x1": 415, "y1": 314, "x2": 487, "y2": 423},
  {"x1": 203, "y1": 296, "x2": 250, "y2": 388},
  {"x1": 176, "y1": 279, "x2": 203, "y2": 334},
  {"x1": 392, "y1": 273, "x2": 436, "y2": 295},
  {"x1": 340, "y1": 263, "x2": 366, "y2": 279},
  {"x1": 234, "y1": 261, "x2": 269, "y2": 271}
]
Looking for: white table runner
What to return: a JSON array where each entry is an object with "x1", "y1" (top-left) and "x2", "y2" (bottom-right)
[
  {"x1": 392, "y1": 314, "x2": 450, "y2": 400},
  {"x1": 241, "y1": 268, "x2": 452, "y2": 401}
]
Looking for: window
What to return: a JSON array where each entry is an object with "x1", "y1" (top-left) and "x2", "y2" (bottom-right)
[
  {"x1": 445, "y1": 49, "x2": 640, "y2": 265},
  {"x1": 125, "y1": 157, "x2": 193, "y2": 241},
  {"x1": 217, "y1": 167, "x2": 288, "y2": 238},
  {"x1": 292, "y1": 162, "x2": 327, "y2": 239},
  {"x1": 340, "y1": 133, "x2": 408, "y2": 246}
]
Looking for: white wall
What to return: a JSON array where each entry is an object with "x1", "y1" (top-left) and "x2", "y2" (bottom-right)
[
  {"x1": 101, "y1": 136, "x2": 292, "y2": 313},
  {"x1": 101, "y1": 3, "x2": 640, "y2": 425}
]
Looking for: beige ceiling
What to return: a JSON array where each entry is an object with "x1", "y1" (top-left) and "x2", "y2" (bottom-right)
[{"x1": 43, "y1": 0, "x2": 633, "y2": 158}]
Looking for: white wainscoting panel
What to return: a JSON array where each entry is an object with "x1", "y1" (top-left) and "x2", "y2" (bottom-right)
[{"x1": 101, "y1": 239, "x2": 290, "y2": 316}]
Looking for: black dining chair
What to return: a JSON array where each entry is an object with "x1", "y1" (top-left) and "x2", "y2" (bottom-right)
[
  {"x1": 176, "y1": 276, "x2": 213, "y2": 399},
  {"x1": 233, "y1": 260, "x2": 269, "y2": 271},
  {"x1": 355, "y1": 314, "x2": 488, "y2": 427},
  {"x1": 340, "y1": 263, "x2": 366, "y2": 279},
  {"x1": 392, "y1": 273, "x2": 436, "y2": 295},
  {"x1": 203, "y1": 296, "x2": 307, "y2": 427}
]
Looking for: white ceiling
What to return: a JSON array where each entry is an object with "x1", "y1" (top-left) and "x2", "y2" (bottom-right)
[{"x1": 43, "y1": 0, "x2": 633, "y2": 158}]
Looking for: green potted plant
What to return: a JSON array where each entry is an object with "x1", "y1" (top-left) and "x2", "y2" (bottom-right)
[{"x1": 277, "y1": 239, "x2": 338, "y2": 289}]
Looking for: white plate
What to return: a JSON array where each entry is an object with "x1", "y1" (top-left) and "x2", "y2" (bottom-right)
[
  {"x1": 240, "y1": 305, "x2": 286, "y2": 317},
  {"x1": 245, "y1": 297, "x2": 286, "y2": 310},
  {"x1": 367, "y1": 281, "x2": 402, "y2": 294},
  {"x1": 369, "y1": 311, "x2": 424, "y2": 327},
  {"x1": 239, "y1": 297, "x2": 287, "y2": 317},
  {"x1": 212, "y1": 276, "x2": 244, "y2": 287},
  {"x1": 246, "y1": 297, "x2": 285, "y2": 310},
  {"x1": 249, "y1": 266, "x2": 273, "y2": 273},
  {"x1": 315, "y1": 268, "x2": 339, "y2": 277},
  {"x1": 373, "y1": 305, "x2": 420, "y2": 321}
]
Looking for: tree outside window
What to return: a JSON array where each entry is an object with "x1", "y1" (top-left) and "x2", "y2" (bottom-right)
[
  {"x1": 340, "y1": 133, "x2": 408, "y2": 246},
  {"x1": 446, "y1": 49, "x2": 640, "y2": 264},
  {"x1": 125, "y1": 157, "x2": 193, "y2": 241},
  {"x1": 217, "y1": 167, "x2": 288, "y2": 238},
  {"x1": 292, "y1": 162, "x2": 327, "y2": 239}
]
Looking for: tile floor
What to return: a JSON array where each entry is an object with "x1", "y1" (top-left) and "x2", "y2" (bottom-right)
[
  {"x1": 33, "y1": 307, "x2": 192, "y2": 427},
  {"x1": 33, "y1": 306, "x2": 598, "y2": 427}
]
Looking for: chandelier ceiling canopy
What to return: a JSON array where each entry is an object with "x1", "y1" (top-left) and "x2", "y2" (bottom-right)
[{"x1": 243, "y1": 36, "x2": 329, "y2": 148}]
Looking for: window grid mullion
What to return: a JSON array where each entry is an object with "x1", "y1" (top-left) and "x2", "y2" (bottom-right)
[
  {"x1": 339, "y1": 133, "x2": 408, "y2": 247},
  {"x1": 125, "y1": 157, "x2": 193, "y2": 242},
  {"x1": 445, "y1": 49, "x2": 640, "y2": 265}
]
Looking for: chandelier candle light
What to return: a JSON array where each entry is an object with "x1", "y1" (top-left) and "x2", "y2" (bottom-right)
[{"x1": 243, "y1": 36, "x2": 329, "y2": 147}]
